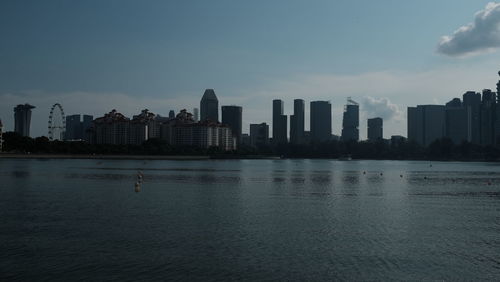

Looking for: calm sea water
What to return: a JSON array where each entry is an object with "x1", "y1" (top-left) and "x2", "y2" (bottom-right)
[{"x1": 1, "y1": 158, "x2": 499, "y2": 281}]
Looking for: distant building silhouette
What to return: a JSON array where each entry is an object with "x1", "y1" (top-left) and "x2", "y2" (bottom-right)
[
  {"x1": 164, "y1": 110, "x2": 233, "y2": 150},
  {"x1": 241, "y1": 133, "x2": 251, "y2": 147},
  {"x1": 193, "y1": 108, "x2": 199, "y2": 122},
  {"x1": 480, "y1": 89, "x2": 496, "y2": 146},
  {"x1": 290, "y1": 99, "x2": 305, "y2": 144},
  {"x1": 310, "y1": 101, "x2": 332, "y2": 142},
  {"x1": 222, "y1": 105, "x2": 242, "y2": 145},
  {"x1": 200, "y1": 89, "x2": 219, "y2": 122},
  {"x1": 272, "y1": 99, "x2": 287, "y2": 144},
  {"x1": 390, "y1": 135, "x2": 406, "y2": 145},
  {"x1": 463, "y1": 91, "x2": 481, "y2": 144},
  {"x1": 65, "y1": 114, "x2": 93, "y2": 141},
  {"x1": 445, "y1": 98, "x2": 468, "y2": 144},
  {"x1": 408, "y1": 105, "x2": 445, "y2": 146},
  {"x1": 89, "y1": 109, "x2": 233, "y2": 150},
  {"x1": 14, "y1": 104, "x2": 35, "y2": 137},
  {"x1": 250, "y1": 122, "x2": 269, "y2": 148},
  {"x1": 0, "y1": 119, "x2": 3, "y2": 152},
  {"x1": 90, "y1": 110, "x2": 130, "y2": 145},
  {"x1": 169, "y1": 110, "x2": 175, "y2": 119},
  {"x1": 367, "y1": 117, "x2": 383, "y2": 141},
  {"x1": 341, "y1": 98, "x2": 359, "y2": 141}
]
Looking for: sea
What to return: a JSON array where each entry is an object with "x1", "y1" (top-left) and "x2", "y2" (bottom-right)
[{"x1": 1, "y1": 158, "x2": 499, "y2": 281}]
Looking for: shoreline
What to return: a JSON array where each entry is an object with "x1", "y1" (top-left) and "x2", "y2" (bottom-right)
[
  {"x1": 0, "y1": 154, "x2": 211, "y2": 160},
  {"x1": 0, "y1": 153, "x2": 282, "y2": 160},
  {"x1": 0, "y1": 153, "x2": 495, "y2": 162}
]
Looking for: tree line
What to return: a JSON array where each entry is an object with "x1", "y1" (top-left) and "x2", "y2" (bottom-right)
[{"x1": 2, "y1": 131, "x2": 500, "y2": 161}]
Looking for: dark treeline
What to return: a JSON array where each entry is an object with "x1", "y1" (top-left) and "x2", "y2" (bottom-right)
[{"x1": 3, "y1": 131, "x2": 500, "y2": 160}]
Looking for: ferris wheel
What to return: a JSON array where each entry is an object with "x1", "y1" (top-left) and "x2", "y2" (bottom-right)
[{"x1": 48, "y1": 103, "x2": 66, "y2": 141}]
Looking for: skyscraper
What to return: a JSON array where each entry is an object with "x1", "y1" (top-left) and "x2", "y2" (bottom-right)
[
  {"x1": 480, "y1": 89, "x2": 496, "y2": 146},
  {"x1": 0, "y1": 119, "x2": 3, "y2": 152},
  {"x1": 341, "y1": 98, "x2": 359, "y2": 141},
  {"x1": 250, "y1": 122, "x2": 269, "y2": 148},
  {"x1": 65, "y1": 114, "x2": 94, "y2": 141},
  {"x1": 193, "y1": 108, "x2": 199, "y2": 122},
  {"x1": 290, "y1": 99, "x2": 305, "y2": 144},
  {"x1": 65, "y1": 115, "x2": 83, "y2": 140},
  {"x1": 367, "y1": 117, "x2": 383, "y2": 141},
  {"x1": 495, "y1": 71, "x2": 500, "y2": 144},
  {"x1": 463, "y1": 91, "x2": 481, "y2": 144},
  {"x1": 200, "y1": 89, "x2": 219, "y2": 122},
  {"x1": 222, "y1": 105, "x2": 242, "y2": 145},
  {"x1": 407, "y1": 105, "x2": 445, "y2": 146},
  {"x1": 445, "y1": 98, "x2": 468, "y2": 145},
  {"x1": 14, "y1": 104, "x2": 35, "y2": 137},
  {"x1": 310, "y1": 101, "x2": 332, "y2": 142},
  {"x1": 169, "y1": 110, "x2": 175, "y2": 119},
  {"x1": 272, "y1": 99, "x2": 287, "y2": 144}
]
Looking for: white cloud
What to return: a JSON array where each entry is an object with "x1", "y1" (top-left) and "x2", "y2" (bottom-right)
[
  {"x1": 1, "y1": 65, "x2": 498, "y2": 140},
  {"x1": 361, "y1": 96, "x2": 403, "y2": 121},
  {"x1": 437, "y1": 2, "x2": 500, "y2": 57}
]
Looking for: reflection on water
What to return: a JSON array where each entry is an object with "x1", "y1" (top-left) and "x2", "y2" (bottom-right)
[{"x1": 1, "y1": 159, "x2": 500, "y2": 281}]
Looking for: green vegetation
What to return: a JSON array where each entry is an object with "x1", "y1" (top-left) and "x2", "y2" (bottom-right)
[{"x1": 2, "y1": 131, "x2": 500, "y2": 161}]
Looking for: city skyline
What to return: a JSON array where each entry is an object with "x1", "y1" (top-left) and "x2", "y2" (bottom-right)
[{"x1": 2, "y1": 1, "x2": 500, "y2": 138}]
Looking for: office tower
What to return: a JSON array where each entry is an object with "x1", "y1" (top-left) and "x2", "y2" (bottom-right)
[
  {"x1": 367, "y1": 117, "x2": 383, "y2": 141},
  {"x1": 250, "y1": 122, "x2": 269, "y2": 147},
  {"x1": 497, "y1": 71, "x2": 500, "y2": 99},
  {"x1": 169, "y1": 110, "x2": 175, "y2": 119},
  {"x1": 193, "y1": 108, "x2": 199, "y2": 122},
  {"x1": 407, "y1": 105, "x2": 445, "y2": 146},
  {"x1": 82, "y1": 115, "x2": 93, "y2": 141},
  {"x1": 222, "y1": 105, "x2": 242, "y2": 144},
  {"x1": 14, "y1": 104, "x2": 35, "y2": 137},
  {"x1": 341, "y1": 98, "x2": 359, "y2": 141},
  {"x1": 0, "y1": 119, "x2": 3, "y2": 152},
  {"x1": 445, "y1": 98, "x2": 468, "y2": 144},
  {"x1": 463, "y1": 91, "x2": 481, "y2": 144},
  {"x1": 200, "y1": 89, "x2": 219, "y2": 122},
  {"x1": 495, "y1": 71, "x2": 500, "y2": 144},
  {"x1": 272, "y1": 99, "x2": 287, "y2": 144},
  {"x1": 310, "y1": 101, "x2": 332, "y2": 142},
  {"x1": 65, "y1": 114, "x2": 94, "y2": 141},
  {"x1": 65, "y1": 115, "x2": 83, "y2": 140},
  {"x1": 480, "y1": 89, "x2": 496, "y2": 146},
  {"x1": 241, "y1": 134, "x2": 251, "y2": 146},
  {"x1": 290, "y1": 99, "x2": 305, "y2": 144}
]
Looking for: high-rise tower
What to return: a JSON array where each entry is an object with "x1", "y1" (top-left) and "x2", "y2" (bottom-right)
[
  {"x1": 200, "y1": 89, "x2": 219, "y2": 122},
  {"x1": 310, "y1": 101, "x2": 332, "y2": 142},
  {"x1": 14, "y1": 104, "x2": 35, "y2": 137},
  {"x1": 290, "y1": 99, "x2": 305, "y2": 144},
  {"x1": 272, "y1": 99, "x2": 287, "y2": 144},
  {"x1": 0, "y1": 119, "x2": 3, "y2": 152},
  {"x1": 463, "y1": 91, "x2": 481, "y2": 144},
  {"x1": 341, "y1": 98, "x2": 359, "y2": 141},
  {"x1": 367, "y1": 117, "x2": 383, "y2": 141},
  {"x1": 193, "y1": 108, "x2": 199, "y2": 122},
  {"x1": 222, "y1": 105, "x2": 242, "y2": 145}
]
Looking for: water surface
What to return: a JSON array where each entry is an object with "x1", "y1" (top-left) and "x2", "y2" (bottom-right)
[{"x1": 1, "y1": 159, "x2": 499, "y2": 280}]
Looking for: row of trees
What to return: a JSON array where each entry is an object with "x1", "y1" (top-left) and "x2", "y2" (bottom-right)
[{"x1": 2, "y1": 131, "x2": 500, "y2": 160}]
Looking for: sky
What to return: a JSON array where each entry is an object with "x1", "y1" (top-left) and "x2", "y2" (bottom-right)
[{"x1": 1, "y1": 0, "x2": 500, "y2": 139}]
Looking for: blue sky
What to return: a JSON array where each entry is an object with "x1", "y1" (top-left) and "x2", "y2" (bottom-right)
[{"x1": 1, "y1": 0, "x2": 500, "y2": 138}]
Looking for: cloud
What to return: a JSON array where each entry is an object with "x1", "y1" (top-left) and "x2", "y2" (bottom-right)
[
  {"x1": 1, "y1": 65, "x2": 498, "y2": 140},
  {"x1": 361, "y1": 96, "x2": 403, "y2": 121},
  {"x1": 437, "y1": 2, "x2": 500, "y2": 57}
]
